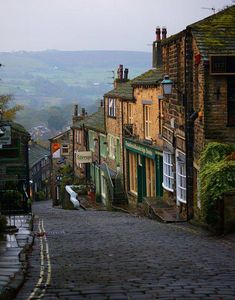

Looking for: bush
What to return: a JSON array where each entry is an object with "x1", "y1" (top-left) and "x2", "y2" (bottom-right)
[
  {"x1": 199, "y1": 142, "x2": 235, "y2": 226},
  {"x1": 35, "y1": 191, "x2": 46, "y2": 201}
]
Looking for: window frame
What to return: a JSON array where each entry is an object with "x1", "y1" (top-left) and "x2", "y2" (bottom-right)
[
  {"x1": 61, "y1": 144, "x2": 69, "y2": 155},
  {"x1": 108, "y1": 98, "x2": 116, "y2": 118},
  {"x1": 108, "y1": 134, "x2": 116, "y2": 159},
  {"x1": 176, "y1": 150, "x2": 187, "y2": 204},
  {"x1": 144, "y1": 105, "x2": 151, "y2": 140},
  {"x1": 129, "y1": 152, "x2": 137, "y2": 195},
  {"x1": 162, "y1": 150, "x2": 174, "y2": 192},
  {"x1": 128, "y1": 102, "x2": 134, "y2": 124}
]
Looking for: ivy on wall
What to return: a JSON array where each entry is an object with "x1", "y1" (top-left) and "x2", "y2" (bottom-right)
[{"x1": 199, "y1": 142, "x2": 235, "y2": 225}]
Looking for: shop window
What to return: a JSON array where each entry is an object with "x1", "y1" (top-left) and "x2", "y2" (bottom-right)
[
  {"x1": 176, "y1": 151, "x2": 186, "y2": 203},
  {"x1": 129, "y1": 152, "x2": 137, "y2": 194},
  {"x1": 144, "y1": 105, "x2": 151, "y2": 140},
  {"x1": 162, "y1": 151, "x2": 174, "y2": 192},
  {"x1": 108, "y1": 98, "x2": 116, "y2": 117},
  {"x1": 146, "y1": 157, "x2": 156, "y2": 197}
]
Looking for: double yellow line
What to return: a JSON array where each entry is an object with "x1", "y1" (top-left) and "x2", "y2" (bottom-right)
[{"x1": 27, "y1": 219, "x2": 51, "y2": 300}]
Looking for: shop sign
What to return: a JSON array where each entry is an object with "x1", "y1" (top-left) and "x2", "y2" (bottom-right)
[
  {"x1": 76, "y1": 151, "x2": 92, "y2": 164},
  {"x1": 0, "y1": 125, "x2": 11, "y2": 146},
  {"x1": 124, "y1": 140, "x2": 161, "y2": 158}
]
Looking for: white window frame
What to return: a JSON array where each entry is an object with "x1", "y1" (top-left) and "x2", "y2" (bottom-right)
[
  {"x1": 144, "y1": 105, "x2": 151, "y2": 140},
  {"x1": 108, "y1": 98, "x2": 116, "y2": 117},
  {"x1": 108, "y1": 135, "x2": 116, "y2": 159},
  {"x1": 162, "y1": 150, "x2": 174, "y2": 192},
  {"x1": 176, "y1": 150, "x2": 186, "y2": 204}
]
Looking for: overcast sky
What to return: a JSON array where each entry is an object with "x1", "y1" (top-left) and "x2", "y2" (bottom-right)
[{"x1": 0, "y1": 0, "x2": 233, "y2": 52}]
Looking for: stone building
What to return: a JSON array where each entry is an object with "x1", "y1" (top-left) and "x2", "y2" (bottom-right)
[{"x1": 159, "y1": 5, "x2": 235, "y2": 219}]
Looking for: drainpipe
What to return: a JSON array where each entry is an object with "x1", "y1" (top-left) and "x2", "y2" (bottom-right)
[
  {"x1": 72, "y1": 127, "x2": 75, "y2": 175},
  {"x1": 185, "y1": 28, "x2": 194, "y2": 221},
  {"x1": 121, "y1": 100, "x2": 126, "y2": 193}
]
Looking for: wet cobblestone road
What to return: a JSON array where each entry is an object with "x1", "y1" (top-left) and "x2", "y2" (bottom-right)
[{"x1": 15, "y1": 201, "x2": 235, "y2": 300}]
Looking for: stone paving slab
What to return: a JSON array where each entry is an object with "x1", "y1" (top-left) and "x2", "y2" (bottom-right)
[{"x1": 0, "y1": 214, "x2": 33, "y2": 300}]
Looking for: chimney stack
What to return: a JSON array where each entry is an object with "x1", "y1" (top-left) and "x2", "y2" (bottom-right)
[
  {"x1": 117, "y1": 64, "x2": 123, "y2": 80},
  {"x1": 156, "y1": 27, "x2": 161, "y2": 41},
  {"x1": 162, "y1": 27, "x2": 167, "y2": 39},
  {"x1": 74, "y1": 104, "x2": 78, "y2": 117},
  {"x1": 82, "y1": 108, "x2": 86, "y2": 116},
  {"x1": 124, "y1": 68, "x2": 129, "y2": 80},
  {"x1": 100, "y1": 99, "x2": 103, "y2": 107}
]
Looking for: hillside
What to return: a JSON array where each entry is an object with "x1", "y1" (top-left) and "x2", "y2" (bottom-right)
[{"x1": 0, "y1": 50, "x2": 151, "y2": 135}]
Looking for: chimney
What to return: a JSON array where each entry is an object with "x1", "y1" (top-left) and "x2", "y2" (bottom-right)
[
  {"x1": 74, "y1": 104, "x2": 78, "y2": 117},
  {"x1": 124, "y1": 68, "x2": 129, "y2": 80},
  {"x1": 117, "y1": 64, "x2": 123, "y2": 80},
  {"x1": 156, "y1": 26, "x2": 161, "y2": 41},
  {"x1": 152, "y1": 27, "x2": 163, "y2": 68},
  {"x1": 162, "y1": 27, "x2": 167, "y2": 39},
  {"x1": 100, "y1": 99, "x2": 103, "y2": 107},
  {"x1": 82, "y1": 108, "x2": 86, "y2": 116}
]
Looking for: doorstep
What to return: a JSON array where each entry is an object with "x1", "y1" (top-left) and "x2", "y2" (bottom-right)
[{"x1": 143, "y1": 197, "x2": 186, "y2": 223}]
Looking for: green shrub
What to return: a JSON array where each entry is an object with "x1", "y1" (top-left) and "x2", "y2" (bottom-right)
[
  {"x1": 199, "y1": 142, "x2": 235, "y2": 226},
  {"x1": 35, "y1": 191, "x2": 46, "y2": 201}
]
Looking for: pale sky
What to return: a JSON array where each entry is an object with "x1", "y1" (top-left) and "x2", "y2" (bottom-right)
[{"x1": 0, "y1": 0, "x2": 233, "y2": 52}]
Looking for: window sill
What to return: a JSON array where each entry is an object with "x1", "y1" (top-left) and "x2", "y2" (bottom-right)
[
  {"x1": 107, "y1": 115, "x2": 116, "y2": 119},
  {"x1": 177, "y1": 197, "x2": 187, "y2": 204},
  {"x1": 128, "y1": 191, "x2": 137, "y2": 197}
]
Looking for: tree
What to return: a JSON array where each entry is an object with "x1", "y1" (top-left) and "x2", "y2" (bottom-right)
[{"x1": 0, "y1": 95, "x2": 23, "y2": 121}]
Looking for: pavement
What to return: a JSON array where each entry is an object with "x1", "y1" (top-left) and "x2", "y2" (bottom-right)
[{"x1": 0, "y1": 214, "x2": 34, "y2": 300}]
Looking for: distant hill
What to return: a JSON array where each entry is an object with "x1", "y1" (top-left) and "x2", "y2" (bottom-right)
[{"x1": 0, "y1": 50, "x2": 151, "y2": 133}]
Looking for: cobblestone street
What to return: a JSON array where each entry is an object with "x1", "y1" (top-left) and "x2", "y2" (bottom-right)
[{"x1": 15, "y1": 201, "x2": 235, "y2": 300}]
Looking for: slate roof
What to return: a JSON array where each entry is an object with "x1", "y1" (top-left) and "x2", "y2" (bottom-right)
[
  {"x1": 161, "y1": 5, "x2": 235, "y2": 61},
  {"x1": 83, "y1": 107, "x2": 105, "y2": 133},
  {"x1": 1, "y1": 120, "x2": 30, "y2": 137},
  {"x1": 104, "y1": 68, "x2": 163, "y2": 100},
  {"x1": 104, "y1": 81, "x2": 133, "y2": 100},
  {"x1": 190, "y1": 5, "x2": 235, "y2": 59},
  {"x1": 29, "y1": 143, "x2": 50, "y2": 168},
  {"x1": 131, "y1": 68, "x2": 163, "y2": 86}
]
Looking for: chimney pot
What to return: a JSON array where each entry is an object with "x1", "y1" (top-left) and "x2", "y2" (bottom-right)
[
  {"x1": 162, "y1": 27, "x2": 167, "y2": 39},
  {"x1": 124, "y1": 68, "x2": 128, "y2": 80},
  {"x1": 156, "y1": 27, "x2": 161, "y2": 41}
]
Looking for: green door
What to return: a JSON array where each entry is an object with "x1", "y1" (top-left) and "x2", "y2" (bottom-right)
[{"x1": 137, "y1": 155, "x2": 146, "y2": 202}]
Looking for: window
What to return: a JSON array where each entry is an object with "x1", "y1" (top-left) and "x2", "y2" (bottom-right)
[
  {"x1": 108, "y1": 135, "x2": 116, "y2": 159},
  {"x1": 162, "y1": 151, "x2": 174, "y2": 192},
  {"x1": 76, "y1": 130, "x2": 82, "y2": 144},
  {"x1": 128, "y1": 103, "x2": 133, "y2": 124},
  {"x1": 61, "y1": 144, "x2": 69, "y2": 155},
  {"x1": 108, "y1": 98, "x2": 116, "y2": 117},
  {"x1": 228, "y1": 77, "x2": 235, "y2": 126},
  {"x1": 88, "y1": 131, "x2": 95, "y2": 152},
  {"x1": 144, "y1": 105, "x2": 151, "y2": 139},
  {"x1": 100, "y1": 134, "x2": 107, "y2": 158},
  {"x1": 129, "y1": 152, "x2": 137, "y2": 194},
  {"x1": 146, "y1": 157, "x2": 156, "y2": 197},
  {"x1": 176, "y1": 152, "x2": 186, "y2": 203}
]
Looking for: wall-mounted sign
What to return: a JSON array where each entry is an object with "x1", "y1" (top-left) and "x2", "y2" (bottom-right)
[
  {"x1": 0, "y1": 125, "x2": 11, "y2": 146},
  {"x1": 76, "y1": 151, "x2": 92, "y2": 164},
  {"x1": 52, "y1": 143, "x2": 61, "y2": 158}
]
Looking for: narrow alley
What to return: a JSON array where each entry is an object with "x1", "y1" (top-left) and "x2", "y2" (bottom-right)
[{"x1": 15, "y1": 201, "x2": 235, "y2": 300}]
